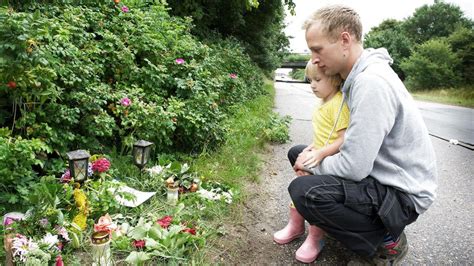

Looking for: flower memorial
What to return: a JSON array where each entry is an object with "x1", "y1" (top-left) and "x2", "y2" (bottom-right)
[{"x1": 2, "y1": 151, "x2": 235, "y2": 264}]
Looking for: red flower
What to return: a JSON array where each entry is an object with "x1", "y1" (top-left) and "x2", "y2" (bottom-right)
[
  {"x1": 182, "y1": 227, "x2": 196, "y2": 235},
  {"x1": 92, "y1": 158, "x2": 111, "y2": 173},
  {"x1": 55, "y1": 255, "x2": 64, "y2": 266},
  {"x1": 132, "y1": 239, "x2": 146, "y2": 249},
  {"x1": 156, "y1": 215, "x2": 173, "y2": 229},
  {"x1": 7, "y1": 81, "x2": 16, "y2": 89}
]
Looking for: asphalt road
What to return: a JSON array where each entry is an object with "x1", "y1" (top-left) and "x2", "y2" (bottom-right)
[
  {"x1": 269, "y1": 81, "x2": 474, "y2": 264},
  {"x1": 416, "y1": 101, "x2": 474, "y2": 146}
]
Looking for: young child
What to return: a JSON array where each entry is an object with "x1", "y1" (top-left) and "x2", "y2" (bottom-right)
[{"x1": 273, "y1": 60, "x2": 350, "y2": 263}]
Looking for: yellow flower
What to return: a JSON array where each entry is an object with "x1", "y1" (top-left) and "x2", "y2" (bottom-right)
[
  {"x1": 73, "y1": 213, "x2": 88, "y2": 231},
  {"x1": 73, "y1": 188, "x2": 89, "y2": 231},
  {"x1": 73, "y1": 188, "x2": 88, "y2": 213}
]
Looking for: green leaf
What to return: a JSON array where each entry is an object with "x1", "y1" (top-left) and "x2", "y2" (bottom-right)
[
  {"x1": 128, "y1": 225, "x2": 149, "y2": 240},
  {"x1": 148, "y1": 225, "x2": 164, "y2": 240},
  {"x1": 125, "y1": 251, "x2": 150, "y2": 265}
]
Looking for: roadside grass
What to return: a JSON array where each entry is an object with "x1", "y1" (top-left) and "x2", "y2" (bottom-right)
[
  {"x1": 409, "y1": 87, "x2": 474, "y2": 108},
  {"x1": 190, "y1": 79, "x2": 289, "y2": 263},
  {"x1": 193, "y1": 79, "x2": 280, "y2": 186}
]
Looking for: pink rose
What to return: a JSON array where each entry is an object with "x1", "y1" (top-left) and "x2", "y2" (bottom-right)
[
  {"x1": 229, "y1": 73, "x2": 237, "y2": 79},
  {"x1": 120, "y1": 97, "x2": 131, "y2": 106},
  {"x1": 121, "y1": 6, "x2": 129, "y2": 13},
  {"x1": 92, "y1": 158, "x2": 111, "y2": 173},
  {"x1": 175, "y1": 58, "x2": 185, "y2": 64}
]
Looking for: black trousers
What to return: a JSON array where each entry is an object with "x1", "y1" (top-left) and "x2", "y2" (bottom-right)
[{"x1": 287, "y1": 145, "x2": 418, "y2": 257}]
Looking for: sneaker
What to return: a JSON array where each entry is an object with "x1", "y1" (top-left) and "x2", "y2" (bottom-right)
[
  {"x1": 347, "y1": 232, "x2": 408, "y2": 266},
  {"x1": 371, "y1": 231, "x2": 408, "y2": 265}
]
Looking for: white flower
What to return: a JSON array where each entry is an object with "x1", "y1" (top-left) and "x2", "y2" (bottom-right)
[
  {"x1": 222, "y1": 191, "x2": 233, "y2": 204},
  {"x1": 40, "y1": 233, "x2": 59, "y2": 249},
  {"x1": 197, "y1": 188, "x2": 233, "y2": 203},
  {"x1": 145, "y1": 165, "x2": 163, "y2": 176},
  {"x1": 12, "y1": 235, "x2": 39, "y2": 262}
]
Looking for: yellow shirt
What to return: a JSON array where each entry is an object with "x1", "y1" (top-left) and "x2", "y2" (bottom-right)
[{"x1": 312, "y1": 91, "x2": 350, "y2": 148}]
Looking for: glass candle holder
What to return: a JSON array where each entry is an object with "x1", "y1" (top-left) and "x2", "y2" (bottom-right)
[
  {"x1": 167, "y1": 186, "x2": 179, "y2": 203},
  {"x1": 91, "y1": 231, "x2": 112, "y2": 266}
]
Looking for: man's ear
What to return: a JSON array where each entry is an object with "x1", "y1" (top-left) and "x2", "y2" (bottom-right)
[{"x1": 340, "y1": 31, "x2": 352, "y2": 48}]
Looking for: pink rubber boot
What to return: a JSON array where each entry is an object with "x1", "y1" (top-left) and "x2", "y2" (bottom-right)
[
  {"x1": 273, "y1": 206, "x2": 305, "y2": 244},
  {"x1": 295, "y1": 225, "x2": 325, "y2": 263}
]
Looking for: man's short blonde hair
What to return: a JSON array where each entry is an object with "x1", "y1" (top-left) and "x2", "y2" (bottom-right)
[
  {"x1": 305, "y1": 60, "x2": 342, "y2": 88},
  {"x1": 303, "y1": 5, "x2": 362, "y2": 43}
]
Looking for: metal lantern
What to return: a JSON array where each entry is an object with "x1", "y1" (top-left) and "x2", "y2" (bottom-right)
[
  {"x1": 132, "y1": 140, "x2": 153, "y2": 170},
  {"x1": 66, "y1": 150, "x2": 91, "y2": 183}
]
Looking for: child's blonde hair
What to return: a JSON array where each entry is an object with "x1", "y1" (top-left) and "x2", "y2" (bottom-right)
[{"x1": 305, "y1": 60, "x2": 342, "y2": 88}]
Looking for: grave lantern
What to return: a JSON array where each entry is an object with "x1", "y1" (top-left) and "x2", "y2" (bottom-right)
[
  {"x1": 132, "y1": 140, "x2": 153, "y2": 170},
  {"x1": 66, "y1": 150, "x2": 90, "y2": 183}
]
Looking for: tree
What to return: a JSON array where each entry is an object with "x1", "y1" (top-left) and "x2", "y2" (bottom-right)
[
  {"x1": 402, "y1": 1, "x2": 471, "y2": 44},
  {"x1": 166, "y1": 0, "x2": 292, "y2": 73},
  {"x1": 400, "y1": 39, "x2": 461, "y2": 90},
  {"x1": 364, "y1": 19, "x2": 413, "y2": 80},
  {"x1": 446, "y1": 26, "x2": 474, "y2": 84}
]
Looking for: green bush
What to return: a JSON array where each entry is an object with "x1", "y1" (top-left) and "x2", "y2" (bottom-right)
[
  {"x1": 290, "y1": 69, "x2": 306, "y2": 80},
  {"x1": 446, "y1": 26, "x2": 474, "y2": 84},
  {"x1": 0, "y1": 128, "x2": 50, "y2": 212},
  {"x1": 0, "y1": 3, "x2": 264, "y2": 157},
  {"x1": 263, "y1": 113, "x2": 291, "y2": 143},
  {"x1": 400, "y1": 39, "x2": 461, "y2": 90}
]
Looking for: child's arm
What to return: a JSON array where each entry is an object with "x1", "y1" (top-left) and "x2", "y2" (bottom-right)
[{"x1": 295, "y1": 129, "x2": 346, "y2": 170}]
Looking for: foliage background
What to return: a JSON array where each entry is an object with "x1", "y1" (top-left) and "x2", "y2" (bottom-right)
[
  {"x1": 363, "y1": 1, "x2": 473, "y2": 90},
  {"x1": 0, "y1": 0, "x2": 290, "y2": 213}
]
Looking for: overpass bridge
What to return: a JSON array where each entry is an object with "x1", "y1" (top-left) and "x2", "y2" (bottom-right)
[{"x1": 279, "y1": 61, "x2": 307, "y2": 69}]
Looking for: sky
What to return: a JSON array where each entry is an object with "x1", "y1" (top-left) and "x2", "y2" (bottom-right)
[{"x1": 285, "y1": 0, "x2": 474, "y2": 53}]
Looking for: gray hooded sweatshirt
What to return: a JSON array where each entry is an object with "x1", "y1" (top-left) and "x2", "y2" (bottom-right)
[{"x1": 311, "y1": 48, "x2": 437, "y2": 214}]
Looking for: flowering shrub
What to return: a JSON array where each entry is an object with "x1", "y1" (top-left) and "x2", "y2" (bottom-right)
[{"x1": 0, "y1": 2, "x2": 264, "y2": 160}]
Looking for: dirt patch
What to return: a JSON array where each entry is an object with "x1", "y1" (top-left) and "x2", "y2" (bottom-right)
[{"x1": 213, "y1": 143, "x2": 361, "y2": 265}]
